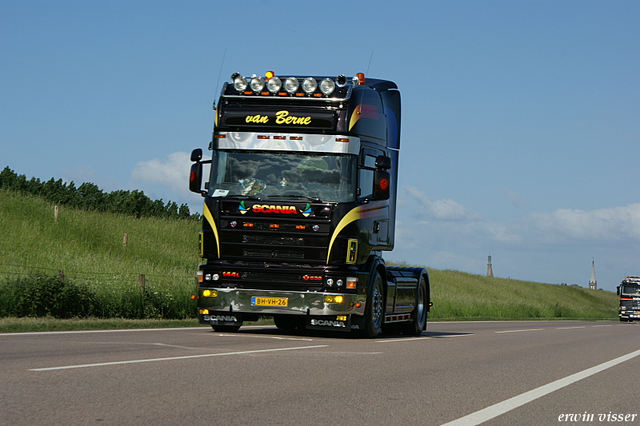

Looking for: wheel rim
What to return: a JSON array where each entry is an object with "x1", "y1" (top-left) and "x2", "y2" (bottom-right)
[
  {"x1": 416, "y1": 281, "x2": 426, "y2": 326},
  {"x1": 372, "y1": 285, "x2": 383, "y2": 329}
]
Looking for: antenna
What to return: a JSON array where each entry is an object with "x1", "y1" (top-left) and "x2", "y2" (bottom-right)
[
  {"x1": 366, "y1": 51, "x2": 374, "y2": 75},
  {"x1": 357, "y1": 51, "x2": 374, "y2": 115},
  {"x1": 212, "y1": 49, "x2": 227, "y2": 110}
]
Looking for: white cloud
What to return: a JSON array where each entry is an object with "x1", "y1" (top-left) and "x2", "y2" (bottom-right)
[
  {"x1": 392, "y1": 187, "x2": 640, "y2": 289},
  {"x1": 131, "y1": 152, "x2": 191, "y2": 194},
  {"x1": 403, "y1": 186, "x2": 480, "y2": 221},
  {"x1": 528, "y1": 204, "x2": 640, "y2": 243},
  {"x1": 500, "y1": 187, "x2": 531, "y2": 209}
]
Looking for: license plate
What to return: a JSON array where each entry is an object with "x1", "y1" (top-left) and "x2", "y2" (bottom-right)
[{"x1": 251, "y1": 296, "x2": 288, "y2": 307}]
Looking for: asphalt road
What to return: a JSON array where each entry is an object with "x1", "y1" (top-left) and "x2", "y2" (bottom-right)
[{"x1": 1, "y1": 320, "x2": 639, "y2": 426}]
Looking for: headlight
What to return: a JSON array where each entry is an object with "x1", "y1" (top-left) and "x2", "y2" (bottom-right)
[
  {"x1": 267, "y1": 76, "x2": 282, "y2": 93},
  {"x1": 284, "y1": 77, "x2": 299, "y2": 94},
  {"x1": 302, "y1": 77, "x2": 317, "y2": 94},
  {"x1": 319, "y1": 78, "x2": 335, "y2": 96},
  {"x1": 250, "y1": 75, "x2": 265, "y2": 92}
]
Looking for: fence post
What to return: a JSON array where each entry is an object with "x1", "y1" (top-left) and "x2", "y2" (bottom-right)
[
  {"x1": 138, "y1": 274, "x2": 145, "y2": 295},
  {"x1": 123, "y1": 233, "x2": 128, "y2": 250},
  {"x1": 58, "y1": 270, "x2": 64, "y2": 280},
  {"x1": 54, "y1": 205, "x2": 59, "y2": 222}
]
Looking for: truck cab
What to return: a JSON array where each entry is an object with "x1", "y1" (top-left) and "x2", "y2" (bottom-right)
[
  {"x1": 189, "y1": 71, "x2": 430, "y2": 337},
  {"x1": 617, "y1": 276, "x2": 640, "y2": 322}
]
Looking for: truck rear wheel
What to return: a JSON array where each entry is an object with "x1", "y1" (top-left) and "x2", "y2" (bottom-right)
[
  {"x1": 403, "y1": 275, "x2": 427, "y2": 335},
  {"x1": 363, "y1": 271, "x2": 384, "y2": 338}
]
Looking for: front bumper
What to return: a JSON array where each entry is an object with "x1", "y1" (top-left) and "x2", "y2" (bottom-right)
[{"x1": 197, "y1": 287, "x2": 364, "y2": 317}]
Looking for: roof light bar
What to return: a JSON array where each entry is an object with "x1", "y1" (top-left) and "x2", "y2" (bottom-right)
[{"x1": 227, "y1": 72, "x2": 359, "y2": 98}]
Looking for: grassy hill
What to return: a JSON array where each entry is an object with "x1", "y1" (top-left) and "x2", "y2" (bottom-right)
[{"x1": 0, "y1": 190, "x2": 618, "y2": 327}]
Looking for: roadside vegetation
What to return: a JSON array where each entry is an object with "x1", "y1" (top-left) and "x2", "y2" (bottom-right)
[{"x1": 0, "y1": 181, "x2": 618, "y2": 333}]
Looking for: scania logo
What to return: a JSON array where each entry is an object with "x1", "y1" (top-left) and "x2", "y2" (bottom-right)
[
  {"x1": 239, "y1": 201, "x2": 297, "y2": 215},
  {"x1": 310, "y1": 319, "x2": 345, "y2": 328},
  {"x1": 239, "y1": 201, "x2": 312, "y2": 217},
  {"x1": 209, "y1": 315, "x2": 238, "y2": 323},
  {"x1": 252, "y1": 204, "x2": 297, "y2": 214}
]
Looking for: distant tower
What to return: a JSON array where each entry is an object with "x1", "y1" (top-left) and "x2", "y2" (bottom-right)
[
  {"x1": 589, "y1": 258, "x2": 597, "y2": 290},
  {"x1": 486, "y1": 253, "x2": 494, "y2": 277}
]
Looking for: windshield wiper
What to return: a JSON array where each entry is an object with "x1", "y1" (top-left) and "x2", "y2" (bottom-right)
[
  {"x1": 228, "y1": 195, "x2": 262, "y2": 201},
  {"x1": 265, "y1": 195, "x2": 322, "y2": 203}
]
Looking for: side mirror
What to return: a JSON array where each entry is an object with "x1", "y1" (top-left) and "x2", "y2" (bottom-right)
[
  {"x1": 375, "y1": 155, "x2": 391, "y2": 170},
  {"x1": 617, "y1": 286, "x2": 620, "y2": 296},
  {"x1": 189, "y1": 162, "x2": 203, "y2": 195},
  {"x1": 191, "y1": 148, "x2": 203, "y2": 162},
  {"x1": 372, "y1": 170, "x2": 390, "y2": 200}
]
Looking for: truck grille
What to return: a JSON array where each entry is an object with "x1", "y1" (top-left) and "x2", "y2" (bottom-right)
[
  {"x1": 218, "y1": 213, "x2": 331, "y2": 265},
  {"x1": 242, "y1": 248, "x2": 305, "y2": 259},
  {"x1": 242, "y1": 235, "x2": 306, "y2": 246}
]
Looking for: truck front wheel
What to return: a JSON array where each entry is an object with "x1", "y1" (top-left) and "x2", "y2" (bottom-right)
[{"x1": 363, "y1": 271, "x2": 384, "y2": 338}]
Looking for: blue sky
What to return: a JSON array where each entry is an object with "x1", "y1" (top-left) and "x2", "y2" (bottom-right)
[{"x1": 2, "y1": 0, "x2": 638, "y2": 291}]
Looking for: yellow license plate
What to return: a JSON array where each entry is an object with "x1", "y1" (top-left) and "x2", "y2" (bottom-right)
[{"x1": 251, "y1": 296, "x2": 288, "y2": 307}]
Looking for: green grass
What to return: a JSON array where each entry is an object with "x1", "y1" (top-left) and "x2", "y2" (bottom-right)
[
  {"x1": 0, "y1": 190, "x2": 201, "y2": 321},
  {"x1": 390, "y1": 263, "x2": 618, "y2": 321},
  {"x1": 0, "y1": 189, "x2": 619, "y2": 332}
]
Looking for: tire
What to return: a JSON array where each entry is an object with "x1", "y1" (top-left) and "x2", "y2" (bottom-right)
[
  {"x1": 403, "y1": 275, "x2": 427, "y2": 336},
  {"x1": 211, "y1": 325, "x2": 241, "y2": 332},
  {"x1": 363, "y1": 270, "x2": 385, "y2": 338}
]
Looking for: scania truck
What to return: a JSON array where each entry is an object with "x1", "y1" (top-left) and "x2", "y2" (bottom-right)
[
  {"x1": 189, "y1": 71, "x2": 431, "y2": 337},
  {"x1": 617, "y1": 276, "x2": 640, "y2": 322}
]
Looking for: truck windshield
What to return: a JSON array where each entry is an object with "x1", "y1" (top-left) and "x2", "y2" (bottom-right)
[
  {"x1": 208, "y1": 151, "x2": 356, "y2": 203},
  {"x1": 621, "y1": 285, "x2": 640, "y2": 297}
]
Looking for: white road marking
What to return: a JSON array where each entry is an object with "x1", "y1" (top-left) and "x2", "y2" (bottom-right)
[
  {"x1": 495, "y1": 328, "x2": 544, "y2": 334},
  {"x1": 440, "y1": 347, "x2": 640, "y2": 426},
  {"x1": 376, "y1": 333, "x2": 474, "y2": 343},
  {"x1": 377, "y1": 337, "x2": 431, "y2": 343},
  {"x1": 0, "y1": 327, "x2": 206, "y2": 337},
  {"x1": 556, "y1": 326, "x2": 586, "y2": 330},
  {"x1": 29, "y1": 345, "x2": 328, "y2": 372}
]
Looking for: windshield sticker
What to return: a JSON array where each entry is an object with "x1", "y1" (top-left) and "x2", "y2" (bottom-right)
[{"x1": 212, "y1": 189, "x2": 229, "y2": 197}]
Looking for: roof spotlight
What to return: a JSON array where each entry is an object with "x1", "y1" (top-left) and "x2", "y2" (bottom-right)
[
  {"x1": 232, "y1": 73, "x2": 248, "y2": 92},
  {"x1": 250, "y1": 75, "x2": 265, "y2": 93},
  {"x1": 336, "y1": 74, "x2": 347, "y2": 87},
  {"x1": 267, "y1": 76, "x2": 282, "y2": 93},
  {"x1": 302, "y1": 77, "x2": 317, "y2": 95},
  {"x1": 319, "y1": 78, "x2": 335, "y2": 96},
  {"x1": 284, "y1": 77, "x2": 299, "y2": 94}
]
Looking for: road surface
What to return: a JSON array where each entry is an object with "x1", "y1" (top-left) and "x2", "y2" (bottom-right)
[{"x1": 1, "y1": 320, "x2": 639, "y2": 425}]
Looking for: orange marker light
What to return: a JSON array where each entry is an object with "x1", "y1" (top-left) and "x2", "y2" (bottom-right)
[{"x1": 265, "y1": 71, "x2": 274, "y2": 79}]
